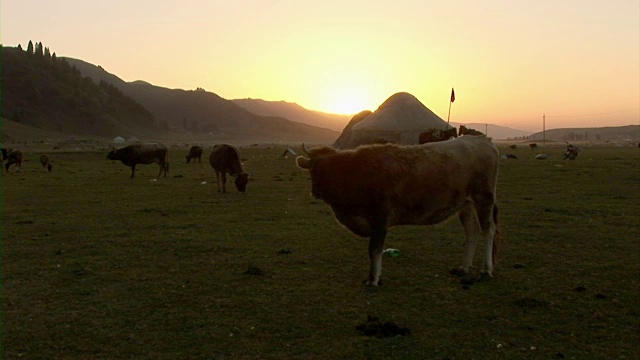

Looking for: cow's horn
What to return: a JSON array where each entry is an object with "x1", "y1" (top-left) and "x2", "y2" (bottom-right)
[{"x1": 302, "y1": 143, "x2": 310, "y2": 155}]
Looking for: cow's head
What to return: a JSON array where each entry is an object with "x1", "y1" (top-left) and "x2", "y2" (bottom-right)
[
  {"x1": 296, "y1": 144, "x2": 339, "y2": 199},
  {"x1": 235, "y1": 173, "x2": 249, "y2": 194},
  {"x1": 106, "y1": 148, "x2": 118, "y2": 160}
]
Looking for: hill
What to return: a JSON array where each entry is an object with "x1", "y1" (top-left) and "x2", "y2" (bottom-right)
[
  {"x1": 64, "y1": 58, "x2": 339, "y2": 144},
  {"x1": 0, "y1": 46, "x2": 163, "y2": 139},
  {"x1": 449, "y1": 123, "x2": 531, "y2": 140},
  {"x1": 231, "y1": 98, "x2": 350, "y2": 132},
  {"x1": 529, "y1": 125, "x2": 640, "y2": 142}
]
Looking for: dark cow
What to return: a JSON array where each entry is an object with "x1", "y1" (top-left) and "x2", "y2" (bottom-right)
[
  {"x1": 509, "y1": 144, "x2": 517, "y2": 149},
  {"x1": 1, "y1": 148, "x2": 12, "y2": 174},
  {"x1": 209, "y1": 144, "x2": 249, "y2": 193},
  {"x1": 107, "y1": 143, "x2": 169, "y2": 179},
  {"x1": 529, "y1": 143, "x2": 538, "y2": 150},
  {"x1": 458, "y1": 125, "x2": 484, "y2": 136},
  {"x1": 40, "y1": 153, "x2": 53, "y2": 172},
  {"x1": 186, "y1": 145, "x2": 203, "y2": 163},
  {"x1": 418, "y1": 127, "x2": 457, "y2": 144},
  {"x1": 296, "y1": 136, "x2": 500, "y2": 287},
  {"x1": 5, "y1": 149, "x2": 23, "y2": 172}
]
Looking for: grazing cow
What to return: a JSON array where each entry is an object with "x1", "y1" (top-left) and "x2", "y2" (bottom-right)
[
  {"x1": 509, "y1": 144, "x2": 517, "y2": 149},
  {"x1": 209, "y1": 144, "x2": 249, "y2": 193},
  {"x1": 418, "y1": 127, "x2": 457, "y2": 144},
  {"x1": 458, "y1": 125, "x2": 484, "y2": 136},
  {"x1": 5, "y1": 149, "x2": 23, "y2": 172},
  {"x1": 296, "y1": 136, "x2": 500, "y2": 287},
  {"x1": 40, "y1": 153, "x2": 53, "y2": 172},
  {"x1": 107, "y1": 143, "x2": 169, "y2": 179},
  {"x1": 186, "y1": 145, "x2": 204, "y2": 163},
  {"x1": 529, "y1": 143, "x2": 538, "y2": 150}
]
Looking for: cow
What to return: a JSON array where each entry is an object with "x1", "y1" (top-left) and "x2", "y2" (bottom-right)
[
  {"x1": 186, "y1": 145, "x2": 203, "y2": 163},
  {"x1": 418, "y1": 127, "x2": 457, "y2": 144},
  {"x1": 106, "y1": 143, "x2": 169, "y2": 179},
  {"x1": 458, "y1": 125, "x2": 484, "y2": 136},
  {"x1": 296, "y1": 136, "x2": 500, "y2": 287},
  {"x1": 529, "y1": 143, "x2": 538, "y2": 150},
  {"x1": 40, "y1": 154, "x2": 53, "y2": 172},
  {"x1": 1, "y1": 148, "x2": 12, "y2": 174},
  {"x1": 209, "y1": 144, "x2": 249, "y2": 193},
  {"x1": 5, "y1": 149, "x2": 24, "y2": 173},
  {"x1": 509, "y1": 145, "x2": 517, "y2": 149}
]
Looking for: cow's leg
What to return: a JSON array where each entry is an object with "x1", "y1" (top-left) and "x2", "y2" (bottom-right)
[
  {"x1": 366, "y1": 223, "x2": 387, "y2": 287},
  {"x1": 458, "y1": 201, "x2": 482, "y2": 274},
  {"x1": 220, "y1": 172, "x2": 227, "y2": 193},
  {"x1": 476, "y1": 202, "x2": 497, "y2": 277},
  {"x1": 215, "y1": 171, "x2": 222, "y2": 192},
  {"x1": 130, "y1": 165, "x2": 136, "y2": 178},
  {"x1": 156, "y1": 163, "x2": 163, "y2": 178}
]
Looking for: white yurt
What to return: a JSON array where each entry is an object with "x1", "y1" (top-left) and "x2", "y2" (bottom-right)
[
  {"x1": 113, "y1": 136, "x2": 125, "y2": 145},
  {"x1": 333, "y1": 92, "x2": 453, "y2": 149}
]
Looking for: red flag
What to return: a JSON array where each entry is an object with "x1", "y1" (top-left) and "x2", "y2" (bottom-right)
[{"x1": 450, "y1": 88, "x2": 455, "y2": 103}]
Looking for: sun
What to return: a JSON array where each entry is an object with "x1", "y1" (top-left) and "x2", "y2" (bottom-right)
[{"x1": 322, "y1": 84, "x2": 373, "y2": 115}]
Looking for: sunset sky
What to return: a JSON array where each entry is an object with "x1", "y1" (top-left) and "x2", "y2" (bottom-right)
[{"x1": 2, "y1": 0, "x2": 639, "y2": 131}]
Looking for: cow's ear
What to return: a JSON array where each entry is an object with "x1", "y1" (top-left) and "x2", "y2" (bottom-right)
[{"x1": 296, "y1": 156, "x2": 311, "y2": 170}]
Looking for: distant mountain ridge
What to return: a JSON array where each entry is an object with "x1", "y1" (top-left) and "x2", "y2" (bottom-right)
[
  {"x1": 64, "y1": 57, "x2": 339, "y2": 144},
  {"x1": 231, "y1": 98, "x2": 350, "y2": 132},
  {"x1": 529, "y1": 125, "x2": 640, "y2": 142},
  {"x1": 0, "y1": 46, "x2": 163, "y2": 138}
]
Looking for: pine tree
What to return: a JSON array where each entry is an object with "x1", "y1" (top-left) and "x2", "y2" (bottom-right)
[
  {"x1": 17, "y1": 44, "x2": 23, "y2": 51},
  {"x1": 35, "y1": 42, "x2": 44, "y2": 57},
  {"x1": 45, "y1": 47, "x2": 51, "y2": 59},
  {"x1": 26, "y1": 40, "x2": 34, "y2": 54},
  {"x1": 52, "y1": 52, "x2": 57, "y2": 62}
]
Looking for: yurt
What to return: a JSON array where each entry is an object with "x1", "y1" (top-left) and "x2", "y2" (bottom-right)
[{"x1": 333, "y1": 92, "x2": 453, "y2": 149}]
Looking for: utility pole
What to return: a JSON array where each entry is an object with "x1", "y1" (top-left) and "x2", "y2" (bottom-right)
[
  {"x1": 485, "y1": 123, "x2": 488, "y2": 136},
  {"x1": 543, "y1": 113, "x2": 546, "y2": 145}
]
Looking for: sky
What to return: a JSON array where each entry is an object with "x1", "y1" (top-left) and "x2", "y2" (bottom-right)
[{"x1": 2, "y1": 0, "x2": 639, "y2": 132}]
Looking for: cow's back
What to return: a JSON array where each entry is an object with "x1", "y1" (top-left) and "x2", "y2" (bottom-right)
[
  {"x1": 127, "y1": 143, "x2": 167, "y2": 164},
  {"x1": 209, "y1": 144, "x2": 241, "y2": 173}
]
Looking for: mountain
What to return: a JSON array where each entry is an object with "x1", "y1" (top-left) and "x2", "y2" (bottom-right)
[
  {"x1": 528, "y1": 125, "x2": 640, "y2": 142},
  {"x1": 64, "y1": 58, "x2": 339, "y2": 144},
  {"x1": 231, "y1": 98, "x2": 350, "y2": 132},
  {"x1": 0, "y1": 46, "x2": 163, "y2": 138}
]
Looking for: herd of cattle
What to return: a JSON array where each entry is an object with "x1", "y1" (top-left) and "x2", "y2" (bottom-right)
[{"x1": 0, "y1": 128, "x2": 536, "y2": 287}]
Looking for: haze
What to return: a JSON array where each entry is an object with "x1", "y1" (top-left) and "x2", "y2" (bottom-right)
[{"x1": 2, "y1": 0, "x2": 639, "y2": 132}]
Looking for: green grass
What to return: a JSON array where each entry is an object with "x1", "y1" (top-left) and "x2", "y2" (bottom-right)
[{"x1": 2, "y1": 145, "x2": 639, "y2": 359}]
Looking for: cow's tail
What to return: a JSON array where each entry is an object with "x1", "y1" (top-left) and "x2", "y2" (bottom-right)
[{"x1": 492, "y1": 204, "x2": 500, "y2": 267}]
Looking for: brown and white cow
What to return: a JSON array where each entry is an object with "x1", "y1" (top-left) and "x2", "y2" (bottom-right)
[
  {"x1": 418, "y1": 127, "x2": 457, "y2": 144},
  {"x1": 458, "y1": 125, "x2": 484, "y2": 136},
  {"x1": 186, "y1": 145, "x2": 203, "y2": 163},
  {"x1": 209, "y1": 144, "x2": 249, "y2": 193},
  {"x1": 4, "y1": 149, "x2": 23, "y2": 173},
  {"x1": 107, "y1": 143, "x2": 169, "y2": 179},
  {"x1": 296, "y1": 136, "x2": 500, "y2": 287},
  {"x1": 40, "y1": 153, "x2": 53, "y2": 172}
]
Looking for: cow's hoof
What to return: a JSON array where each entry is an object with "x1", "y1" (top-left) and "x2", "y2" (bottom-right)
[
  {"x1": 478, "y1": 272, "x2": 493, "y2": 282},
  {"x1": 449, "y1": 268, "x2": 468, "y2": 277}
]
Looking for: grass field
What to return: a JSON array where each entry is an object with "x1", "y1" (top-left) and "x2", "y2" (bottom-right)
[{"x1": 2, "y1": 144, "x2": 639, "y2": 359}]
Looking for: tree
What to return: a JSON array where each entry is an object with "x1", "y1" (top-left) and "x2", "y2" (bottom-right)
[
  {"x1": 45, "y1": 47, "x2": 51, "y2": 59},
  {"x1": 35, "y1": 42, "x2": 44, "y2": 57},
  {"x1": 52, "y1": 52, "x2": 57, "y2": 62},
  {"x1": 26, "y1": 40, "x2": 34, "y2": 54},
  {"x1": 17, "y1": 44, "x2": 23, "y2": 51}
]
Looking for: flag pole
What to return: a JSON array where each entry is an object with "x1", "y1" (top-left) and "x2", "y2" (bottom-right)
[{"x1": 447, "y1": 87, "x2": 455, "y2": 124}]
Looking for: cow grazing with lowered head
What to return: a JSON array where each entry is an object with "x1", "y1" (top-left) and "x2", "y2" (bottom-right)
[
  {"x1": 186, "y1": 145, "x2": 203, "y2": 163},
  {"x1": 4, "y1": 149, "x2": 23, "y2": 173},
  {"x1": 458, "y1": 125, "x2": 484, "y2": 136},
  {"x1": 209, "y1": 144, "x2": 249, "y2": 193},
  {"x1": 40, "y1": 154, "x2": 53, "y2": 172},
  {"x1": 419, "y1": 127, "x2": 457, "y2": 144},
  {"x1": 107, "y1": 143, "x2": 169, "y2": 179},
  {"x1": 529, "y1": 143, "x2": 538, "y2": 150},
  {"x1": 296, "y1": 136, "x2": 500, "y2": 287}
]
